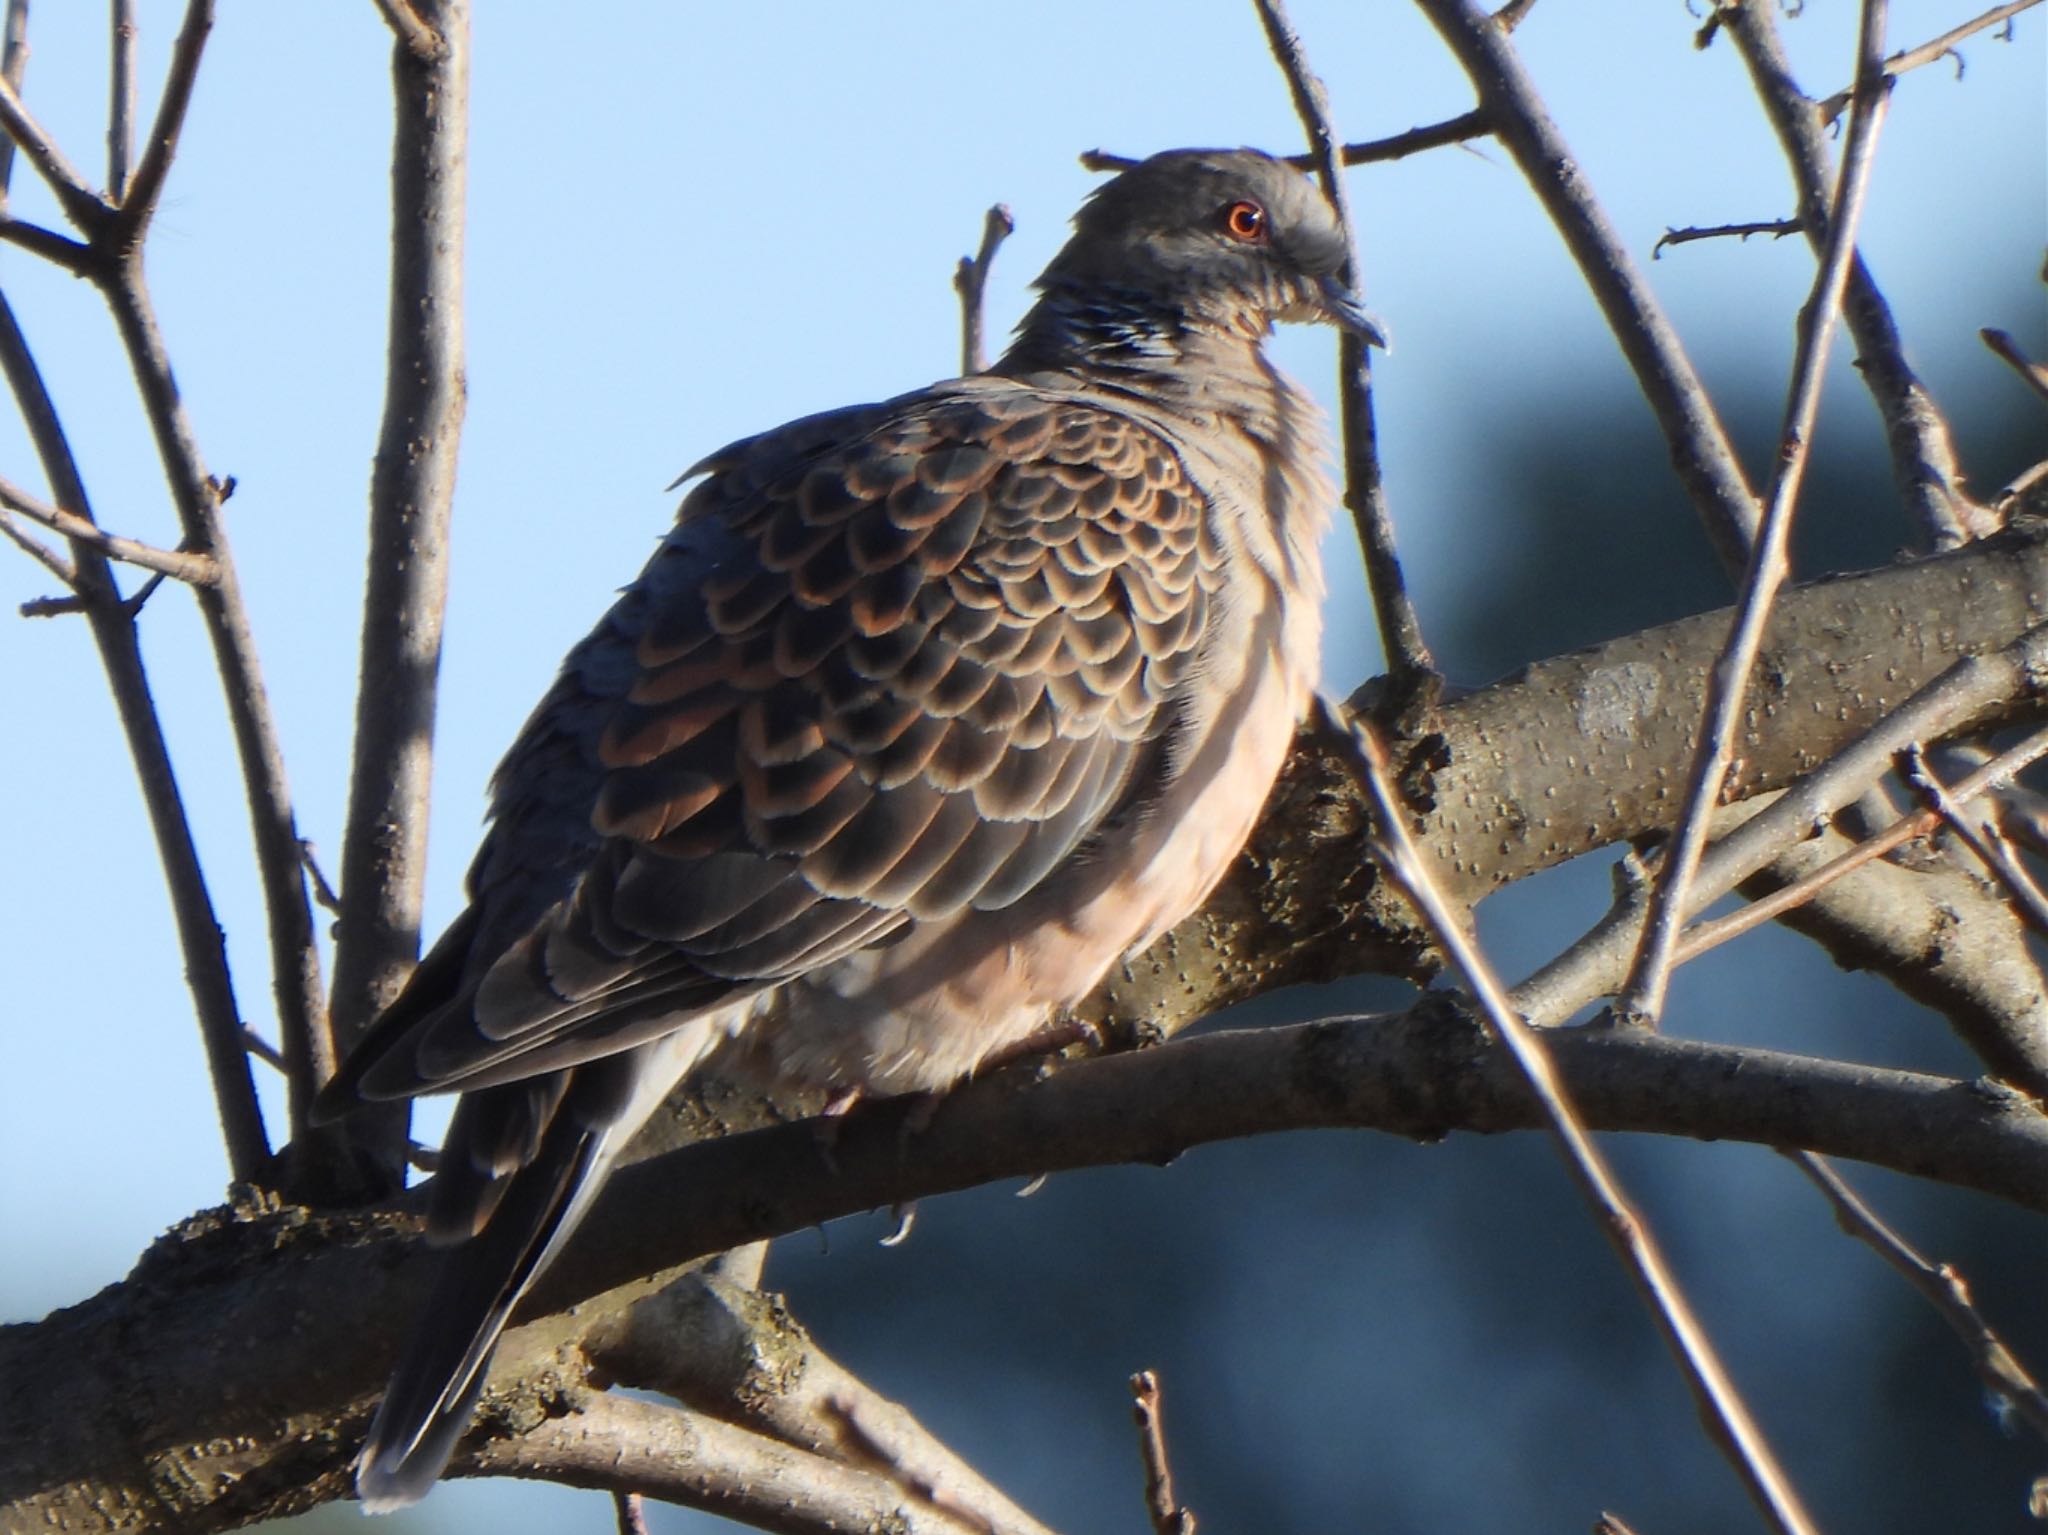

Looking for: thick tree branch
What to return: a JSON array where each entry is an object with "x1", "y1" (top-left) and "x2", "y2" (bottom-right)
[{"x1": 7, "y1": 1008, "x2": 2048, "y2": 1533}]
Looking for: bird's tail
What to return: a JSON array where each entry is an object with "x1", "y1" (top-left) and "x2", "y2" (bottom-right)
[{"x1": 354, "y1": 1026, "x2": 713, "y2": 1511}]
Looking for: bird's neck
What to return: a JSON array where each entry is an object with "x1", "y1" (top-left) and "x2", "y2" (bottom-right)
[{"x1": 994, "y1": 284, "x2": 1279, "y2": 423}]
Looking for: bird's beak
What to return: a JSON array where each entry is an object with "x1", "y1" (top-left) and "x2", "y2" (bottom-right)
[{"x1": 1317, "y1": 273, "x2": 1391, "y2": 351}]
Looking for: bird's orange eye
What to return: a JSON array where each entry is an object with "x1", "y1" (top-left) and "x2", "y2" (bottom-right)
[{"x1": 1222, "y1": 200, "x2": 1268, "y2": 243}]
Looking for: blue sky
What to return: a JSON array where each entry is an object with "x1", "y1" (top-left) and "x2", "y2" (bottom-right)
[{"x1": 0, "y1": 4, "x2": 2039, "y2": 1531}]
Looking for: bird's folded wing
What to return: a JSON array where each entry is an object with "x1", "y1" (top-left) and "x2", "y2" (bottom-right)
[{"x1": 330, "y1": 385, "x2": 1215, "y2": 1105}]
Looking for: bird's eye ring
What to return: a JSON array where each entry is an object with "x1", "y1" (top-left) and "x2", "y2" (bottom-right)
[{"x1": 1221, "y1": 200, "x2": 1268, "y2": 243}]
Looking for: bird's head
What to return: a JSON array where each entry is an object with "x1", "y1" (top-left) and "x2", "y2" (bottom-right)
[{"x1": 1032, "y1": 147, "x2": 1387, "y2": 349}]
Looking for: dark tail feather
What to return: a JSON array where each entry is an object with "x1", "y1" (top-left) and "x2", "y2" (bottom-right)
[{"x1": 354, "y1": 1078, "x2": 618, "y2": 1511}]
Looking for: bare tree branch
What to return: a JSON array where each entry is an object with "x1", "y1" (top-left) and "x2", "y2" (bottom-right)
[
  {"x1": 14, "y1": 1004, "x2": 2048, "y2": 1531},
  {"x1": 1788, "y1": 1150, "x2": 2048, "y2": 1443},
  {"x1": 1904, "y1": 745, "x2": 2048, "y2": 937},
  {"x1": 372, "y1": 0, "x2": 443, "y2": 61},
  {"x1": 0, "y1": 72, "x2": 110, "y2": 229},
  {"x1": 327, "y1": 0, "x2": 470, "y2": 1181},
  {"x1": 586, "y1": 1271, "x2": 1062, "y2": 1535},
  {"x1": 0, "y1": 472, "x2": 216, "y2": 583},
  {"x1": 952, "y1": 202, "x2": 1012, "y2": 376},
  {"x1": 467, "y1": 1390, "x2": 1033, "y2": 1535},
  {"x1": 1652, "y1": 217, "x2": 1802, "y2": 257},
  {"x1": 1622, "y1": 0, "x2": 1896, "y2": 1023},
  {"x1": 1816, "y1": 0, "x2": 2043, "y2": 122},
  {"x1": 1131, "y1": 1371, "x2": 1196, "y2": 1535},
  {"x1": 113, "y1": 0, "x2": 210, "y2": 235},
  {"x1": 106, "y1": 0, "x2": 134, "y2": 200},
  {"x1": 1716, "y1": 0, "x2": 1998, "y2": 549},
  {"x1": 1415, "y1": 0, "x2": 1762, "y2": 576},
  {"x1": 0, "y1": 288, "x2": 268, "y2": 1181},
  {"x1": 1255, "y1": 0, "x2": 1435, "y2": 700},
  {"x1": 1340, "y1": 712, "x2": 1821, "y2": 1535},
  {"x1": 93, "y1": 260, "x2": 327, "y2": 1159}
]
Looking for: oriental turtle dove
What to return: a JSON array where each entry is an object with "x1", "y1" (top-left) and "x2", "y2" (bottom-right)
[{"x1": 316, "y1": 146, "x2": 1385, "y2": 1509}]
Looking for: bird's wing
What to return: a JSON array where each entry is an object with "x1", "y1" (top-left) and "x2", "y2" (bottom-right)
[{"x1": 322, "y1": 383, "x2": 1214, "y2": 1109}]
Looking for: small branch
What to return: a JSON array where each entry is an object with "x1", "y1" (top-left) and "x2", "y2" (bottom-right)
[
  {"x1": 1676, "y1": 724, "x2": 2048, "y2": 964},
  {"x1": 1415, "y1": 0, "x2": 1761, "y2": 576},
  {"x1": 0, "y1": 289, "x2": 268, "y2": 1181},
  {"x1": 0, "y1": 72, "x2": 112, "y2": 231},
  {"x1": 1131, "y1": 1371, "x2": 1196, "y2": 1535},
  {"x1": 0, "y1": 473, "x2": 217, "y2": 583},
  {"x1": 0, "y1": 0, "x2": 26, "y2": 202},
  {"x1": 466, "y1": 1389, "x2": 1022, "y2": 1535},
  {"x1": 98, "y1": 252, "x2": 325, "y2": 1161},
  {"x1": 1255, "y1": 0, "x2": 1435, "y2": 699},
  {"x1": 0, "y1": 214, "x2": 96, "y2": 272},
  {"x1": 1816, "y1": 0, "x2": 2042, "y2": 123},
  {"x1": 1334, "y1": 708, "x2": 1822, "y2": 1535},
  {"x1": 1720, "y1": 0, "x2": 1997, "y2": 548},
  {"x1": 1086, "y1": 108, "x2": 1494, "y2": 177},
  {"x1": 329, "y1": 0, "x2": 470, "y2": 1179},
  {"x1": 241, "y1": 1026, "x2": 287, "y2": 1073},
  {"x1": 611, "y1": 1491, "x2": 650, "y2": 1535},
  {"x1": 1787, "y1": 1151, "x2": 2048, "y2": 1442},
  {"x1": 107, "y1": 0, "x2": 135, "y2": 201},
  {"x1": 1620, "y1": 0, "x2": 1894, "y2": 1024},
  {"x1": 372, "y1": 0, "x2": 443, "y2": 60},
  {"x1": 1904, "y1": 745, "x2": 2048, "y2": 937},
  {"x1": 113, "y1": 0, "x2": 211, "y2": 235},
  {"x1": 299, "y1": 838, "x2": 343, "y2": 916},
  {"x1": 952, "y1": 202, "x2": 1012, "y2": 376},
  {"x1": 0, "y1": 508, "x2": 76, "y2": 586},
  {"x1": 1982, "y1": 327, "x2": 2048, "y2": 407},
  {"x1": 589, "y1": 1270, "x2": 1062, "y2": 1535},
  {"x1": 1652, "y1": 217, "x2": 1802, "y2": 257}
]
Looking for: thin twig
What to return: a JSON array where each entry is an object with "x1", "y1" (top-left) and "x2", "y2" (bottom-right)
[
  {"x1": 107, "y1": 0, "x2": 135, "y2": 201},
  {"x1": 1675, "y1": 724, "x2": 2048, "y2": 964},
  {"x1": 1254, "y1": 0, "x2": 1435, "y2": 701},
  {"x1": 952, "y1": 202, "x2": 1012, "y2": 376},
  {"x1": 99, "y1": 240, "x2": 326, "y2": 1159},
  {"x1": 1982, "y1": 327, "x2": 2048, "y2": 406},
  {"x1": 114, "y1": 0, "x2": 211, "y2": 232},
  {"x1": 1083, "y1": 108, "x2": 1495, "y2": 177},
  {"x1": 299, "y1": 838, "x2": 343, "y2": 916},
  {"x1": 0, "y1": 507, "x2": 73, "y2": 585},
  {"x1": 1817, "y1": 0, "x2": 2042, "y2": 122},
  {"x1": 1131, "y1": 1371, "x2": 1196, "y2": 1535},
  {"x1": 1720, "y1": 0, "x2": 1996, "y2": 548},
  {"x1": 1416, "y1": 0, "x2": 1760, "y2": 576},
  {"x1": 1904, "y1": 745, "x2": 2048, "y2": 937},
  {"x1": 1787, "y1": 1150, "x2": 2048, "y2": 1442},
  {"x1": 0, "y1": 472, "x2": 216, "y2": 583},
  {"x1": 1652, "y1": 217, "x2": 1802, "y2": 257},
  {"x1": 0, "y1": 72, "x2": 110, "y2": 229},
  {"x1": 241, "y1": 1026, "x2": 287, "y2": 1072},
  {"x1": 1332, "y1": 706, "x2": 1821, "y2": 1535},
  {"x1": 1620, "y1": 0, "x2": 1895, "y2": 1024},
  {"x1": 328, "y1": 0, "x2": 470, "y2": 1181},
  {"x1": 0, "y1": 0, "x2": 28, "y2": 203},
  {"x1": 1595, "y1": 1517, "x2": 1645, "y2": 1535},
  {"x1": 0, "y1": 289, "x2": 269, "y2": 1180},
  {"x1": 612, "y1": 1491, "x2": 651, "y2": 1535},
  {"x1": 372, "y1": 0, "x2": 443, "y2": 60}
]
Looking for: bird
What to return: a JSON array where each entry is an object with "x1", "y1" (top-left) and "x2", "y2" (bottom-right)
[{"x1": 314, "y1": 145, "x2": 1385, "y2": 1510}]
